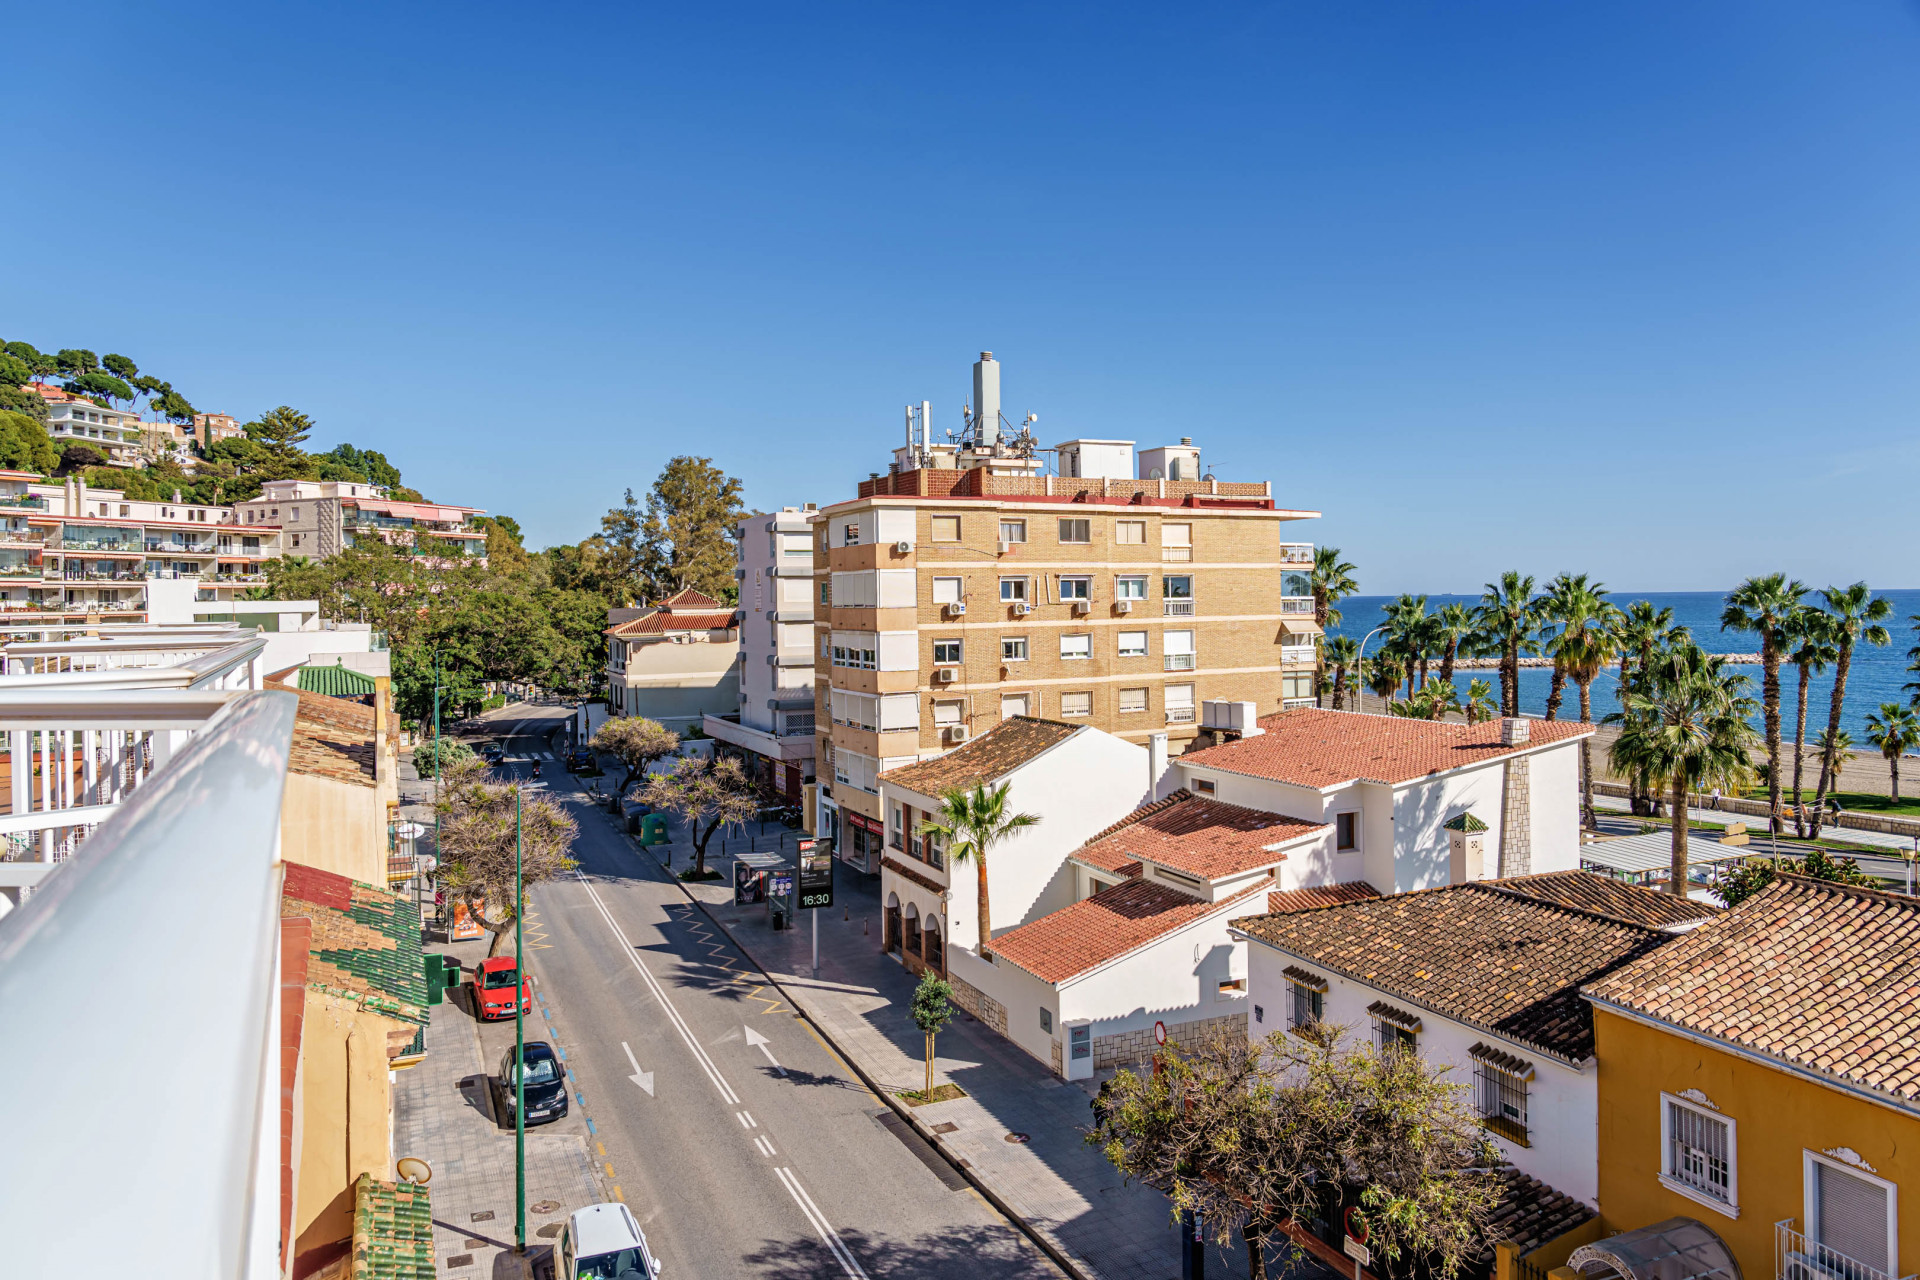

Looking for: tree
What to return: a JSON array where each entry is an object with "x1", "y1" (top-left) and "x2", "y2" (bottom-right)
[
  {"x1": 908, "y1": 973, "x2": 954, "y2": 1101},
  {"x1": 101, "y1": 353, "x2": 139, "y2": 383},
  {"x1": 65, "y1": 371, "x2": 134, "y2": 406},
  {"x1": 1088, "y1": 1028, "x2": 1503, "y2": 1280},
  {"x1": 1784, "y1": 608, "x2": 1838, "y2": 837},
  {"x1": 639, "y1": 456, "x2": 746, "y2": 602},
  {"x1": 1713, "y1": 848, "x2": 1875, "y2": 908},
  {"x1": 1721, "y1": 574, "x2": 1807, "y2": 837},
  {"x1": 1382, "y1": 594, "x2": 1431, "y2": 698},
  {"x1": 1392, "y1": 676, "x2": 1460, "y2": 722},
  {"x1": 1541, "y1": 579, "x2": 1616, "y2": 827},
  {"x1": 915, "y1": 782, "x2": 1040, "y2": 962},
  {"x1": 1608, "y1": 644, "x2": 1758, "y2": 895},
  {"x1": 245, "y1": 405, "x2": 315, "y2": 477},
  {"x1": 412, "y1": 736, "x2": 478, "y2": 779},
  {"x1": 1364, "y1": 652, "x2": 1406, "y2": 712},
  {"x1": 1864, "y1": 704, "x2": 1920, "y2": 804},
  {"x1": 1464, "y1": 678, "x2": 1497, "y2": 724},
  {"x1": 0, "y1": 411, "x2": 58, "y2": 475},
  {"x1": 1431, "y1": 602, "x2": 1476, "y2": 685},
  {"x1": 435, "y1": 757, "x2": 579, "y2": 931},
  {"x1": 1612, "y1": 600, "x2": 1689, "y2": 815},
  {"x1": 593, "y1": 489, "x2": 649, "y2": 604},
  {"x1": 0, "y1": 353, "x2": 31, "y2": 388},
  {"x1": 56, "y1": 443, "x2": 104, "y2": 474},
  {"x1": 1311, "y1": 546, "x2": 1358, "y2": 630},
  {"x1": 1809, "y1": 584, "x2": 1894, "y2": 840},
  {"x1": 54, "y1": 348, "x2": 99, "y2": 380},
  {"x1": 641, "y1": 754, "x2": 760, "y2": 878},
  {"x1": 1322, "y1": 634, "x2": 1360, "y2": 710},
  {"x1": 592, "y1": 716, "x2": 681, "y2": 799},
  {"x1": 1474, "y1": 573, "x2": 1537, "y2": 718}
]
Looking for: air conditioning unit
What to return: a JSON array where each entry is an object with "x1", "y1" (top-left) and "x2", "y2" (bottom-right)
[
  {"x1": 1072, "y1": 599, "x2": 1091, "y2": 615},
  {"x1": 997, "y1": 540, "x2": 1014, "y2": 555},
  {"x1": 946, "y1": 601, "x2": 967, "y2": 616},
  {"x1": 895, "y1": 540, "x2": 914, "y2": 554},
  {"x1": 1115, "y1": 599, "x2": 1134, "y2": 613},
  {"x1": 935, "y1": 667, "x2": 958, "y2": 682},
  {"x1": 1014, "y1": 602, "x2": 1033, "y2": 615},
  {"x1": 946, "y1": 725, "x2": 971, "y2": 744}
]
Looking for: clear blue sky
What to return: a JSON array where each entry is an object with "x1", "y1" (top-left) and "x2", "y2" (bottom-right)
[{"x1": 8, "y1": 1, "x2": 1918, "y2": 593}]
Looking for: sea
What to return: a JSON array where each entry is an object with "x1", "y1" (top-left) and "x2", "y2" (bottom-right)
[{"x1": 1323, "y1": 590, "x2": 1920, "y2": 740}]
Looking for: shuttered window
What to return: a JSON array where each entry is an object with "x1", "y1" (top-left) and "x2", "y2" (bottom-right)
[{"x1": 1813, "y1": 1159, "x2": 1890, "y2": 1276}]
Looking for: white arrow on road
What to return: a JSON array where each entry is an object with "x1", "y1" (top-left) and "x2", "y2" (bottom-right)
[
  {"x1": 744, "y1": 1024, "x2": 786, "y2": 1076},
  {"x1": 621, "y1": 1041, "x2": 655, "y2": 1097}
]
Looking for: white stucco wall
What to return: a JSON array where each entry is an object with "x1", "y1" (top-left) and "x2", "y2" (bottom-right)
[
  {"x1": 1527, "y1": 742, "x2": 1582, "y2": 873},
  {"x1": 1243, "y1": 938, "x2": 1598, "y2": 1206},
  {"x1": 1059, "y1": 904, "x2": 1251, "y2": 1078}
]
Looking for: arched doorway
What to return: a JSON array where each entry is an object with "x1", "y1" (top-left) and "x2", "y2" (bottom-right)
[
  {"x1": 923, "y1": 916, "x2": 945, "y2": 976},
  {"x1": 902, "y1": 902, "x2": 922, "y2": 974},
  {"x1": 883, "y1": 892, "x2": 901, "y2": 955}
]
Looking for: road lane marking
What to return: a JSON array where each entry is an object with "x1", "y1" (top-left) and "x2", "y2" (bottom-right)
[
  {"x1": 775, "y1": 1166, "x2": 869, "y2": 1279},
  {"x1": 744, "y1": 1024, "x2": 786, "y2": 1076},
  {"x1": 575, "y1": 872, "x2": 740, "y2": 1106},
  {"x1": 620, "y1": 1041, "x2": 656, "y2": 1097},
  {"x1": 736, "y1": 1111, "x2": 753, "y2": 1129},
  {"x1": 755, "y1": 1135, "x2": 776, "y2": 1158}
]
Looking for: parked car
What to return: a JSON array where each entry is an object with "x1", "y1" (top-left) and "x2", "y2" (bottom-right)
[
  {"x1": 566, "y1": 748, "x2": 595, "y2": 772},
  {"x1": 481, "y1": 742, "x2": 506, "y2": 764},
  {"x1": 470, "y1": 955, "x2": 532, "y2": 1021},
  {"x1": 498, "y1": 1040, "x2": 569, "y2": 1125},
  {"x1": 555, "y1": 1202, "x2": 661, "y2": 1279}
]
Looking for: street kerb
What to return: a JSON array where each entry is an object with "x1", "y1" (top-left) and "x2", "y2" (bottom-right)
[{"x1": 597, "y1": 802, "x2": 1097, "y2": 1280}]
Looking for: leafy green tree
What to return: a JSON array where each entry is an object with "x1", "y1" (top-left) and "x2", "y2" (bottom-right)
[
  {"x1": 1864, "y1": 703, "x2": 1920, "y2": 804},
  {"x1": 0, "y1": 411, "x2": 58, "y2": 475},
  {"x1": 1722, "y1": 574, "x2": 1808, "y2": 836},
  {"x1": 435, "y1": 755, "x2": 579, "y2": 929},
  {"x1": 594, "y1": 489, "x2": 649, "y2": 604},
  {"x1": 1322, "y1": 634, "x2": 1360, "y2": 710},
  {"x1": 0, "y1": 354, "x2": 31, "y2": 388},
  {"x1": 1713, "y1": 847, "x2": 1875, "y2": 908},
  {"x1": 1382, "y1": 593, "x2": 1431, "y2": 696},
  {"x1": 0, "y1": 385, "x2": 50, "y2": 421},
  {"x1": 1808, "y1": 583, "x2": 1894, "y2": 840},
  {"x1": 1474, "y1": 572, "x2": 1539, "y2": 718},
  {"x1": 1465, "y1": 678, "x2": 1497, "y2": 724},
  {"x1": 1612, "y1": 600, "x2": 1690, "y2": 814},
  {"x1": 101, "y1": 353, "x2": 138, "y2": 383},
  {"x1": 54, "y1": 349, "x2": 99, "y2": 380},
  {"x1": 152, "y1": 388, "x2": 196, "y2": 423},
  {"x1": 411, "y1": 736, "x2": 478, "y2": 779},
  {"x1": 641, "y1": 754, "x2": 761, "y2": 878},
  {"x1": 1392, "y1": 676, "x2": 1460, "y2": 722},
  {"x1": 915, "y1": 782, "x2": 1041, "y2": 961},
  {"x1": 318, "y1": 442, "x2": 404, "y2": 488},
  {"x1": 591, "y1": 716, "x2": 681, "y2": 800},
  {"x1": 244, "y1": 405, "x2": 315, "y2": 478},
  {"x1": 56, "y1": 443, "x2": 104, "y2": 474},
  {"x1": 1540, "y1": 577, "x2": 1616, "y2": 825},
  {"x1": 909, "y1": 974, "x2": 954, "y2": 1101},
  {"x1": 535, "y1": 585, "x2": 612, "y2": 695},
  {"x1": 639, "y1": 455, "x2": 746, "y2": 602},
  {"x1": 1431, "y1": 602, "x2": 1477, "y2": 684},
  {"x1": 64, "y1": 371, "x2": 135, "y2": 405}
]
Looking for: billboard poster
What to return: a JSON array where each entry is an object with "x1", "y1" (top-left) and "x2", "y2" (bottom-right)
[
  {"x1": 768, "y1": 869, "x2": 794, "y2": 903},
  {"x1": 798, "y1": 839, "x2": 833, "y2": 910},
  {"x1": 448, "y1": 898, "x2": 486, "y2": 941},
  {"x1": 734, "y1": 860, "x2": 767, "y2": 905}
]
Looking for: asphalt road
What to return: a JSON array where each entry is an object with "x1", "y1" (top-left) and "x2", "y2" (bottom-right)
[{"x1": 484, "y1": 707, "x2": 1063, "y2": 1280}]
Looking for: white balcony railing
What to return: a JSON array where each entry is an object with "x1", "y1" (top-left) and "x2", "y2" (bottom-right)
[
  {"x1": 0, "y1": 690, "x2": 297, "y2": 1277},
  {"x1": 1162, "y1": 547, "x2": 1192, "y2": 563},
  {"x1": 1166, "y1": 706, "x2": 1196, "y2": 724},
  {"x1": 1279, "y1": 543, "x2": 1314, "y2": 564},
  {"x1": 1164, "y1": 599, "x2": 1195, "y2": 617},
  {"x1": 1778, "y1": 1220, "x2": 1914, "y2": 1280},
  {"x1": 1165, "y1": 653, "x2": 1196, "y2": 671},
  {"x1": 1281, "y1": 597, "x2": 1315, "y2": 614}
]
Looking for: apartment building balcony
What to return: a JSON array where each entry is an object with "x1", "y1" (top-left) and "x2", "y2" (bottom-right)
[
  {"x1": 1279, "y1": 542, "x2": 1314, "y2": 565},
  {"x1": 1281, "y1": 596, "x2": 1315, "y2": 614},
  {"x1": 144, "y1": 540, "x2": 217, "y2": 555},
  {"x1": 143, "y1": 568, "x2": 206, "y2": 580},
  {"x1": 1166, "y1": 706, "x2": 1196, "y2": 724},
  {"x1": 1777, "y1": 1220, "x2": 1914, "y2": 1280},
  {"x1": 1163, "y1": 599, "x2": 1195, "y2": 616},
  {"x1": 59, "y1": 539, "x2": 145, "y2": 555},
  {"x1": 0, "y1": 494, "x2": 48, "y2": 510},
  {"x1": 61, "y1": 569, "x2": 146, "y2": 583},
  {"x1": 1165, "y1": 653, "x2": 1196, "y2": 671}
]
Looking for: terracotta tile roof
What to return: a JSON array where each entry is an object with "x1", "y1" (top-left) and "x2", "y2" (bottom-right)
[
  {"x1": 1583, "y1": 876, "x2": 1920, "y2": 1104},
  {"x1": 991, "y1": 878, "x2": 1271, "y2": 985},
  {"x1": 1232, "y1": 882, "x2": 1672, "y2": 1062},
  {"x1": 282, "y1": 863, "x2": 428, "y2": 1030},
  {"x1": 1498, "y1": 869, "x2": 1719, "y2": 930},
  {"x1": 1266, "y1": 881, "x2": 1381, "y2": 914},
  {"x1": 351, "y1": 1174, "x2": 434, "y2": 1280},
  {"x1": 1072, "y1": 793, "x2": 1325, "y2": 881},
  {"x1": 1479, "y1": 1167, "x2": 1596, "y2": 1261},
  {"x1": 880, "y1": 717, "x2": 1081, "y2": 798},
  {"x1": 605, "y1": 609, "x2": 738, "y2": 636},
  {"x1": 661, "y1": 587, "x2": 724, "y2": 610},
  {"x1": 1179, "y1": 708, "x2": 1594, "y2": 789},
  {"x1": 286, "y1": 687, "x2": 377, "y2": 788}
]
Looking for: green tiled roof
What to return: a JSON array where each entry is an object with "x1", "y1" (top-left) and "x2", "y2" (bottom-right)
[
  {"x1": 284, "y1": 864, "x2": 430, "y2": 1028},
  {"x1": 1442, "y1": 812, "x2": 1489, "y2": 833},
  {"x1": 353, "y1": 1174, "x2": 434, "y2": 1280},
  {"x1": 298, "y1": 662, "x2": 378, "y2": 697}
]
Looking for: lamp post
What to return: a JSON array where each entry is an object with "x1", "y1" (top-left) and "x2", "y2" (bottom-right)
[
  {"x1": 514, "y1": 785, "x2": 527, "y2": 1254},
  {"x1": 1352, "y1": 625, "x2": 1388, "y2": 714},
  {"x1": 432, "y1": 648, "x2": 442, "y2": 927},
  {"x1": 1905, "y1": 836, "x2": 1917, "y2": 897}
]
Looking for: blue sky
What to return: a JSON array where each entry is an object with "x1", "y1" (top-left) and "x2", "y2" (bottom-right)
[{"x1": 7, "y1": 1, "x2": 1918, "y2": 592}]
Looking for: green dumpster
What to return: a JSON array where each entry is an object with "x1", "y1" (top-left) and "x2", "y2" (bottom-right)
[{"x1": 640, "y1": 814, "x2": 667, "y2": 846}]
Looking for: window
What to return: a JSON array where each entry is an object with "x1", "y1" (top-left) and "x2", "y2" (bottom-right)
[
  {"x1": 1283, "y1": 673, "x2": 1314, "y2": 700},
  {"x1": 1116, "y1": 575, "x2": 1147, "y2": 600},
  {"x1": 933, "y1": 639, "x2": 963, "y2": 664},
  {"x1": 1119, "y1": 687, "x2": 1148, "y2": 714},
  {"x1": 1161, "y1": 522, "x2": 1192, "y2": 561},
  {"x1": 932, "y1": 576, "x2": 962, "y2": 605},
  {"x1": 931, "y1": 516, "x2": 961, "y2": 542},
  {"x1": 999, "y1": 520, "x2": 1026, "y2": 544},
  {"x1": 1166, "y1": 683, "x2": 1195, "y2": 723},
  {"x1": 1116, "y1": 519, "x2": 1146, "y2": 545},
  {"x1": 889, "y1": 803, "x2": 904, "y2": 850},
  {"x1": 820, "y1": 580, "x2": 832, "y2": 604},
  {"x1": 1662, "y1": 1094, "x2": 1736, "y2": 1211},
  {"x1": 933, "y1": 700, "x2": 963, "y2": 727},
  {"x1": 1000, "y1": 577, "x2": 1028, "y2": 603},
  {"x1": 1164, "y1": 629, "x2": 1195, "y2": 671},
  {"x1": 1070, "y1": 1025, "x2": 1090, "y2": 1061},
  {"x1": 1060, "y1": 633, "x2": 1091, "y2": 660},
  {"x1": 1002, "y1": 636, "x2": 1028, "y2": 662},
  {"x1": 841, "y1": 519, "x2": 862, "y2": 546},
  {"x1": 1216, "y1": 978, "x2": 1246, "y2": 1001},
  {"x1": 1058, "y1": 576, "x2": 1090, "y2": 601},
  {"x1": 1254, "y1": 1004, "x2": 1265, "y2": 1025},
  {"x1": 1061, "y1": 691, "x2": 1092, "y2": 717},
  {"x1": 1473, "y1": 1050, "x2": 1532, "y2": 1146},
  {"x1": 1336, "y1": 812, "x2": 1359, "y2": 851},
  {"x1": 1195, "y1": 778, "x2": 1215, "y2": 794},
  {"x1": 1000, "y1": 693, "x2": 1030, "y2": 719},
  {"x1": 1372, "y1": 1004, "x2": 1420, "y2": 1057},
  {"x1": 290, "y1": 507, "x2": 300, "y2": 521},
  {"x1": 1282, "y1": 570, "x2": 1313, "y2": 598},
  {"x1": 830, "y1": 637, "x2": 878, "y2": 670},
  {"x1": 1163, "y1": 575, "x2": 1193, "y2": 599},
  {"x1": 1807, "y1": 1152, "x2": 1894, "y2": 1276},
  {"x1": 1039, "y1": 1008, "x2": 1053, "y2": 1035},
  {"x1": 1117, "y1": 630, "x2": 1147, "y2": 657},
  {"x1": 1057, "y1": 518, "x2": 1090, "y2": 544},
  {"x1": 1286, "y1": 969, "x2": 1325, "y2": 1033}
]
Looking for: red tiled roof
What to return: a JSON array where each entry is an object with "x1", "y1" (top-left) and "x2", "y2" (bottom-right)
[
  {"x1": 1584, "y1": 876, "x2": 1920, "y2": 1103},
  {"x1": 1266, "y1": 882, "x2": 1381, "y2": 914},
  {"x1": 605, "y1": 610, "x2": 738, "y2": 636},
  {"x1": 991, "y1": 878, "x2": 1272, "y2": 985},
  {"x1": 1180, "y1": 708, "x2": 1594, "y2": 789},
  {"x1": 880, "y1": 717, "x2": 1080, "y2": 797},
  {"x1": 661, "y1": 587, "x2": 724, "y2": 610},
  {"x1": 1074, "y1": 793, "x2": 1325, "y2": 881}
]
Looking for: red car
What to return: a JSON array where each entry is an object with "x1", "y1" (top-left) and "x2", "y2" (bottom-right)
[{"x1": 470, "y1": 956, "x2": 532, "y2": 1021}]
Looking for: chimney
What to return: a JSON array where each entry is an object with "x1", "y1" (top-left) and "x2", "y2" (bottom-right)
[
  {"x1": 1500, "y1": 717, "x2": 1530, "y2": 745},
  {"x1": 1148, "y1": 731, "x2": 1169, "y2": 797},
  {"x1": 972, "y1": 352, "x2": 1000, "y2": 447}
]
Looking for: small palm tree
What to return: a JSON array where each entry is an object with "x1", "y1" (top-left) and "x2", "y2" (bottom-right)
[
  {"x1": 1904, "y1": 610, "x2": 1920, "y2": 708},
  {"x1": 1721, "y1": 574, "x2": 1808, "y2": 837},
  {"x1": 1464, "y1": 679, "x2": 1497, "y2": 725},
  {"x1": 1322, "y1": 634, "x2": 1360, "y2": 710},
  {"x1": 1809, "y1": 583, "x2": 1894, "y2": 839},
  {"x1": 1784, "y1": 606, "x2": 1837, "y2": 836},
  {"x1": 916, "y1": 782, "x2": 1040, "y2": 961},
  {"x1": 1608, "y1": 644, "x2": 1758, "y2": 895},
  {"x1": 1543, "y1": 581, "x2": 1618, "y2": 827},
  {"x1": 1864, "y1": 704, "x2": 1920, "y2": 804},
  {"x1": 1392, "y1": 677, "x2": 1459, "y2": 722},
  {"x1": 1365, "y1": 652, "x2": 1405, "y2": 712},
  {"x1": 1310, "y1": 547, "x2": 1358, "y2": 630},
  {"x1": 1474, "y1": 573, "x2": 1538, "y2": 718}
]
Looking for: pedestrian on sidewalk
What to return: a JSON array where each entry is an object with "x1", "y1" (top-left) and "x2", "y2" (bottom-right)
[{"x1": 1710, "y1": 787, "x2": 1721, "y2": 811}]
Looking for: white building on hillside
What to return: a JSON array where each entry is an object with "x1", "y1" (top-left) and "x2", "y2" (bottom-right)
[{"x1": 44, "y1": 399, "x2": 144, "y2": 467}]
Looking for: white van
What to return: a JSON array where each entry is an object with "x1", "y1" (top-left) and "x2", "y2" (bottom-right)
[{"x1": 555, "y1": 1202, "x2": 662, "y2": 1279}]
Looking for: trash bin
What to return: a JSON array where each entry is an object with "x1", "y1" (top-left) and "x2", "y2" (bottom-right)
[
  {"x1": 771, "y1": 907, "x2": 787, "y2": 931},
  {"x1": 640, "y1": 814, "x2": 667, "y2": 846},
  {"x1": 626, "y1": 811, "x2": 641, "y2": 834}
]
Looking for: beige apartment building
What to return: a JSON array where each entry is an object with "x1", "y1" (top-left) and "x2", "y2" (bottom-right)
[{"x1": 812, "y1": 353, "x2": 1320, "y2": 867}]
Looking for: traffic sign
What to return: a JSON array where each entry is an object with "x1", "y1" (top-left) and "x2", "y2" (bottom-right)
[
  {"x1": 1153, "y1": 1020, "x2": 1166, "y2": 1046},
  {"x1": 798, "y1": 839, "x2": 834, "y2": 909},
  {"x1": 1343, "y1": 1237, "x2": 1371, "y2": 1267}
]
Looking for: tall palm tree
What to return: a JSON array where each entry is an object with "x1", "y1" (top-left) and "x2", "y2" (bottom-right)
[
  {"x1": 1310, "y1": 547, "x2": 1358, "y2": 630},
  {"x1": 1809, "y1": 583, "x2": 1894, "y2": 839},
  {"x1": 1431, "y1": 602, "x2": 1477, "y2": 685},
  {"x1": 1864, "y1": 704, "x2": 1920, "y2": 804},
  {"x1": 1546, "y1": 586, "x2": 1618, "y2": 827},
  {"x1": 1382, "y1": 594, "x2": 1430, "y2": 698},
  {"x1": 1611, "y1": 601, "x2": 1689, "y2": 814},
  {"x1": 1475, "y1": 572, "x2": 1538, "y2": 718},
  {"x1": 1904, "y1": 611, "x2": 1920, "y2": 708},
  {"x1": 1812, "y1": 728, "x2": 1856, "y2": 813},
  {"x1": 1784, "y1": 606, "x2": 1837, "y2": 836},
  {"x1": 1539, "y1": 574, "x2": 1604, "y2": 722},
  {"x1": 1608, "y1": 645, "x2": 1758, "y2": 895},
  {"x1": 1721, "y1": 574, "x2": 1808, "y2": 837},
  {"x1": 1322, "y1": 634, "x2": 1360, "y2": 711},
  {"x1": 916, "y1": 782, "x2": 1040, "y2": 962},
  {"x1": 1365, "y1": 651, "x2": 1406, "y2": 712}
]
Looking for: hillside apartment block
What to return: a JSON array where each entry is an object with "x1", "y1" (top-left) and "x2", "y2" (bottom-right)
[
  {"x1": 231, "y1": 478, "x2": 487, "y2": 562},
  {"x1": 813, "y1": 352, "x2": 1322, "y2": 862}
]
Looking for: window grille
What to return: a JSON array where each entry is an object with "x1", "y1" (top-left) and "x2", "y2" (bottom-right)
[
  {"x1": 1475, "y1": 1061, "x2": 1530, "y2": 1145},
  {"x1": 1666, "y1": 1099, "x2": 1732, "y2": 1202},
  {"x1": 1286, "y1": 976, "x2": 1323, "y2": 1033}
]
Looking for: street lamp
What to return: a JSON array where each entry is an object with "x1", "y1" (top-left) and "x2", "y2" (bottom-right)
[
  {"x1": 1351, "y1": 626, "x2": 1388, "y2": 714},
  {"x1": 1904, "y1": 837, "x2": 1917, "y2": 897}
]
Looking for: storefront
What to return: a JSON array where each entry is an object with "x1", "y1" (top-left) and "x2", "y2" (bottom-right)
[{"x1": 840, "y1": 811, "x2": 884, "y2": 875}]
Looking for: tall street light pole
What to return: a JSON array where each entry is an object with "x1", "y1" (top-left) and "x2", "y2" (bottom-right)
[
  {"x1": 1352, "y1": 626, "x2": 1388, "y2": 715},
  {"x1": 514, "y1": 784, "x2": 527, "y2": 1255}
]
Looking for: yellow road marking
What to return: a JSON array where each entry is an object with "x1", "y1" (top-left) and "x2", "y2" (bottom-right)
[
  {"x1": 597, "y1": 1141, "x2": 607, "y2": 1158},
  {"x1": 613, "y1": 1186, "x2": 623, "y2": 1202},
  {"x1": 604, "y1": 1163, "x2": 616, "y2": 1178}
]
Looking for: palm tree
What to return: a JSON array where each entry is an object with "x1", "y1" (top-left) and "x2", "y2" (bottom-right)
[
  {"x1": 1474, "y1": 573, "x2": 1538, "y2": 718},
  {"x1": 1546, "y1": 586, "x2": 1618, "y2": 827},
  {"x1": 1540, "y1": 574, "x2": 1605, "y2": 722},
  {"x1": 916, "y1": 782, "x2": 1040, "y2": 962},
  {"x1": 1864, "y1": 704, "x2": 1920, "y2": 804},
  {"x1": 1365, "y1": 652, "x2": 1406, "y2": 713},
  {"x1": 1784, "y1": 606, "x2": 1836, "y2": 836},
  {"x1": 1382, "y1": 594, "x2": 1430, "y2": 698},
  {"x1": 1322, "y1": 634, "x2": 1360, "y2": 711},
  {"x1": 1464, "y1": 679, "x2": 1497, "y2": 725},
  {"x1": 1431, "y1": 602, "x2": 1477, "y2": 685},
  {"x1": 1905, "y1": 611, "x2": 1920, "y2": 708},
  {"x1": 1310, "y1": 547, "x2": 1358, "y2": 630},
  {"x1": 1392, "y1": 676, "x2": 1460, "y2": 722},
  {"x1": 1721, "y1": 574, "x2": 1808, "y2": 838},
  {"x1": 1809, "y1": 583, "x2": 1894, "y2": 839},
  {"x1": 1612, "y1": 601, "x2": 1689, "y2": 814},
  {"x1": 1608, "y1": 645, "x2": 1758, "y2": 895},
  {"x1": 1812, "y1": 729, "x2": 1856, "y2": 817}
]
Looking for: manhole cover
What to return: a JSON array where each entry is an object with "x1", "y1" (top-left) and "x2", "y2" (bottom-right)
[
  {"x1": 1004, "y1": 1132, "x2": 1031, "y2": 1144},
  {"x1": 931, "y1": 1122, "x2": 958, "y2": 1135},
  {"x1": 531, "y1": 1200, "x2": 562, "y2": 1215},
  {"x1": 469, "y1": 1211, "x2": 495, "y2": 1223},
  {"x1": 538, "y1": 1224, "x2": 563, "y2": 1238},
  {"x1": 463, "y1": 1238, "x2": 489, "y2": 1248},
  {"x1": 446, "y1": 1255, "x2": 475, "y2": 1269}
]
